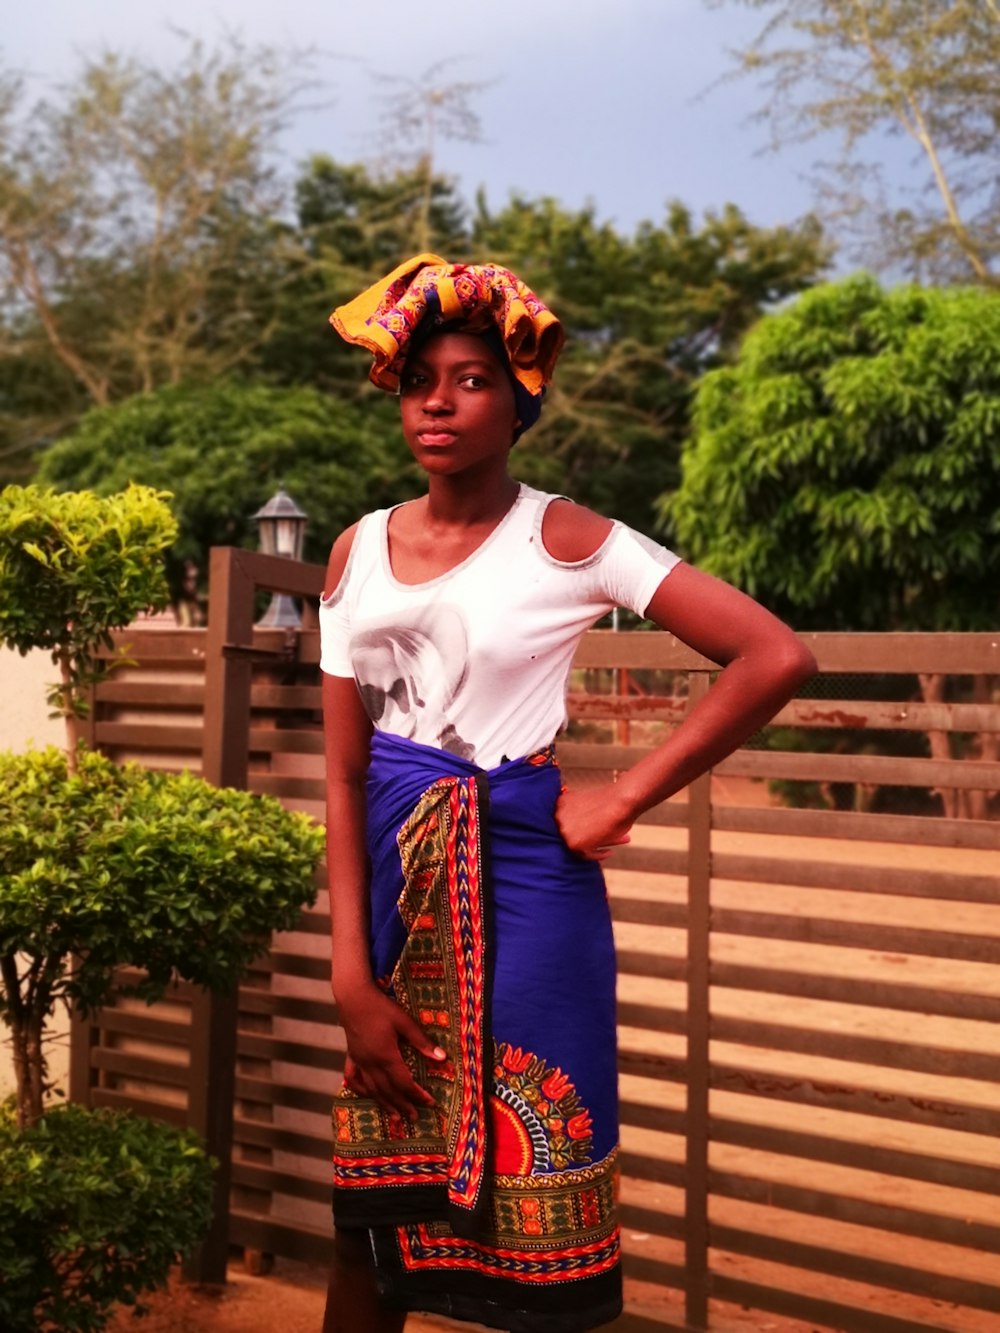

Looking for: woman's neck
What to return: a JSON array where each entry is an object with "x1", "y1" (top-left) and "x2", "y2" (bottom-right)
[{"x1": 423, "y1": 469, "x2": 519, "y2": 528}]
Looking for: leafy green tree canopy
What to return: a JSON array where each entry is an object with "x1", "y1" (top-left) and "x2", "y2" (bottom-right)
[
  {"x1": 0, "y1": 485, "x2": 176, "y2": 726},
  {"x1": 36, "y1": 382, "x2": 419, "y2": 585},
  {"x1": 663, "y1": 274, "x2": 1000, "y2": 630},
  {"x1": 0, "y1": 746, "x2": 324, "y2": 1015},
  {"x1": 473, "y1": 195, "x2": 828, "y2": 532}
]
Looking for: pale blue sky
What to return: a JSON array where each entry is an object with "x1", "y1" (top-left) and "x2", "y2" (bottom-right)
[{"x1": 7, "y1": 0, "x2": 856, "y2": 238}]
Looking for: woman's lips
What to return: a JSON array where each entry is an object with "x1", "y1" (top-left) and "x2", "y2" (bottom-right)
[{"x1": 417, "y1": 428, "x2": 457, "y2": 445}]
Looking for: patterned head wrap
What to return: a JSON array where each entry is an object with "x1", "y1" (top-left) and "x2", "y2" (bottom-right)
[{"x1": 330, "y1": 253, "x2": 564, "y2": 435}]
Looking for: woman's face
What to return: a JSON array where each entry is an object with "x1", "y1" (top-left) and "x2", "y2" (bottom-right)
[{"x1": 399, "y1": 331, "x2": 519, "y2": 478}]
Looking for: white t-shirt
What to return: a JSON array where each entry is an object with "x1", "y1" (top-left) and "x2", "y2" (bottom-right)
[{"x1": 319, "y1": 485, "x2": 681, "y2": 769}]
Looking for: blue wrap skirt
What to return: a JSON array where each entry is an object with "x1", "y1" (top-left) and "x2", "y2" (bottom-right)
[{"x1": 331, "y1": 731, "x2": 622, "y2": 1332}]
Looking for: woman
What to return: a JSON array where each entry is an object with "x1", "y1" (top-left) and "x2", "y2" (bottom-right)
[{"x1": 320, "y1": 255, "x2": 816, "y2": 1333}]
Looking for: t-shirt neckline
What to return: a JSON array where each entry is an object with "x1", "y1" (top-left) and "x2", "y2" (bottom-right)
[{"x1": 381, "y1": 483, "x2": 525, "y2": 592}]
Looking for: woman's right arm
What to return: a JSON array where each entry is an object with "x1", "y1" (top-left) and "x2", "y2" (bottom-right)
[{"x1": 322, "y1": 527, "x2": 445, "y2": 1119}]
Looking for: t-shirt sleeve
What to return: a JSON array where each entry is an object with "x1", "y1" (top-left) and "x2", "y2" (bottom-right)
[
  {"x1": 318, "y1": 521, "x2": 365, "y2": 677},
  {"x1": 318, "y1": 583, "x2": 354, "y2": 676},
  {"x1": 594, "y1": 523, "x2": 682, "y2": 617}
]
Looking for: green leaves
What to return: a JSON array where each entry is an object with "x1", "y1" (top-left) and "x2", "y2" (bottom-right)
[
  {"x1": 36, "y1": 382, "x2": 417, "y2": 594},
  {"x1": 0, "y1": 485, "x2": 177, "y2": 719},
  {"x1": 0, "y1": 746, "x2": 324, "y2": 1020},
  {"x1": 663, "y1": 275, "x2": 1000, "y2": 630},
  {"x1": 0, "y1": 1102, "x2": 213, "y2": 1332}
]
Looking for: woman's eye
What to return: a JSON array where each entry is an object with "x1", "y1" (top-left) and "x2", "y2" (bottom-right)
[{"x1": 462, "y1": 375, "x2": 487, "y2": 389}]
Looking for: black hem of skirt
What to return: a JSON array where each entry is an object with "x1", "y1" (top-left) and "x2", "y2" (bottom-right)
[{"x1": 374, "y1": 1250, "x2": 623, "y2": 1333}]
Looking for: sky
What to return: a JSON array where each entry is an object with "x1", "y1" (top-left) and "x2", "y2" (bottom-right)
[{"x1": 4, "y1": 0, "x2": 839, "y2": 238}]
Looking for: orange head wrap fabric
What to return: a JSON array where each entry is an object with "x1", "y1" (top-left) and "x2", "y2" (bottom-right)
[{"x1": 329, "y1": 253, "x2": 565, "y2": 396}]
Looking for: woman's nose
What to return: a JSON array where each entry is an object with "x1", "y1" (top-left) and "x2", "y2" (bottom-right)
[{"x1": 423, "y1": 382, "x2": 453, "y2": 413}]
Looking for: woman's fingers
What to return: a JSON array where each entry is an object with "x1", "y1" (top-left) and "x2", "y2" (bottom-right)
[
  {"x1": 345, "y1": 1002, "x2": 447, "y2": 1117},
  {"x1": 394, "y1": 1008, "x2": 448, "y2": 1065}
]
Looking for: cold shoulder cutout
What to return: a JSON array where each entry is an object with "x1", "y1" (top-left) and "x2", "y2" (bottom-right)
[{"x1": 540, "y1": 498, "x2": 615, "y2": 564}]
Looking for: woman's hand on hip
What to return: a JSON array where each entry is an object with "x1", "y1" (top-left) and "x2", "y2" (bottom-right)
[
  {"x1": 555, "y1": 783, "x2": 634, "y2": 862},
  {"x1": 336, "y1": 985, "x2": 446, "y2": 1119}
]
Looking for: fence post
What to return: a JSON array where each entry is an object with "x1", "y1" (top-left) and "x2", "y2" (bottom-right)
[
  {"x1": 684, "y1": 671, "x2": 713, "y2": 1330},
  {"x1": 183, "y1": 547, "x2": 257, "y2": 1283}
]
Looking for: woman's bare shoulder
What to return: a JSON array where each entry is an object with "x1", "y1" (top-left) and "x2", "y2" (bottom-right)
[
  {"x1": 324, "y1": 520, "x2": 363, "y2": 597},
  {"x1": 539, "y1": 498, "x2": 615, "y2": 563}
]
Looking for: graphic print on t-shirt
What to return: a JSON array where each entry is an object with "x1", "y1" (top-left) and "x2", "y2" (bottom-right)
[{"x1": 350, "y1": 604, "x2": 476, "y2": 761}]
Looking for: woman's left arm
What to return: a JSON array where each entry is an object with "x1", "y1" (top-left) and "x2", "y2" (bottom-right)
[{"x1": 555, "y1": 562, "x2": 818, "y2": 860}]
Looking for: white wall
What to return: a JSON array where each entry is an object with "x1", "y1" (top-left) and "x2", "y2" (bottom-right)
[{"x1": 1, "y1": 648, "x2": 66, "y2": 1100}]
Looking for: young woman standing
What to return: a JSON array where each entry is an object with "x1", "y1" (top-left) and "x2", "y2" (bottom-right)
[{"x1": 319, "y1": 256, "x2": 816, "y2": 1333}]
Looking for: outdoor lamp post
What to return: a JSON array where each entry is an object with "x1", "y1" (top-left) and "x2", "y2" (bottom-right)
[{"x1": 252, "y1": 486, "x2": 308, "y2": 628}]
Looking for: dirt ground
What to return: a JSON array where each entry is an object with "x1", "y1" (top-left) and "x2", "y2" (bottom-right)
[{"x1": 104, "y1": 1256, "x2": 818, "y2": 1333}]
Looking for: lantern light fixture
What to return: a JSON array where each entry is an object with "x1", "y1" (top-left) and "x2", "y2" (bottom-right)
[{"x1": 252, "y1": 486, "x2": 308, "y2": 628}]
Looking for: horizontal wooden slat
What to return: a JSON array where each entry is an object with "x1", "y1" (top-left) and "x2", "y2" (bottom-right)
[
  {"x1": 618, "y1": 1202, "x2": 686, "y2": 1241},
  {"x1": 711, "y1": 1114, "x2": 1000, "y2": 1194},
  {"x1": 560, "y1": 740, "x2": 1000, "y2": 790},
  {"x1": 621, "y1": 1253, "x2": 688, "y2": 1288},
  {"x1": 712, "y1": 1224, "x2": 1000, "y2": 1313},
  {"x1": 616, "y1": 950, "x2": 687, "y2": 982},
  {"x1": 713, "y1": 908, "x2": 1000, "y2": 964},
  {"x1": 712, "y1": 803, "x2": 1000, "y2": 851},
  {"x1": 93, "y1": 1008, "x2": 190, "y2": 1044},
  {"x1": 248, "y1": 726, "x2": 324, "y2": 755},
  {"x1": 250, "y1": 684, "x2": 322, "y2": 710},
  {"x1": 610, "y1": 897, "x2": 688, "y2": 929},
  {"x1": 89, "y1": 1087, "x2": 189, "y2": 1125},
  {"x1": 618, "y1": 1151, "x2": 686, "y2": 1188},
  {"x1": 618, "y1": 1001, "x2": 687, "y2": 1034},
  {"x1": 572, "y1": 629, "x2": 1000, "y2": 674},
  {"x1": 228, "y1": 1210, "x2": 331, "y2": 1267},
  {"x1": 718, "y1": 748, "x2": 1000, "y2": 790},
  {"x1": 92, "y1": 1048, "x2": 190, "y2": 1087},
  {"x1": 782, "y1": 697, "x2": 1000, "y2": 734},
  {"x1": 231, "y1": 1160, "x2": 331, "y2": 1205},
  {"x1": 711, "y1": 851, "x2": 1000, "y2": 903},
  {"x1": 234, "y1": 1076, "x2": 338, "y2": 1118},
  {"x1": 250, "y1": 774, "x2": 327, "y2": 801},
  {"x1": 239, "y1": 988, "x2": 337, "y2": 1026},
  {"x1": 712, "y1": 1170, "x2": 1000, "y2": 1255},
  {"x1": 95, "y1": 681, "x2": 205, "y2": 706},
  {"x1": 712, "y1": 1012, "x2": 1000, "y2": 1081},
  {"x1": 709, "y1": 1273, "x2": 967, "y2": 1333},
  {"x1": 104, "y1": 629, "x2": 207, "y2": 660},
  {"x1": 568, "y1": 693, "x2": 1000, "y2": 734},
  {"x1": 94, "y1": 721, "x2": 202, "y2": 752},
  {"x1": 710, "y1": 961, "x2": 1000, "y2": 1026},
  {"x1": 607, "y1": 846, "x2": 690, "y2": 876},
  {"x1": 233, "y1": 1115, "x2": 329, "y2": 1159}
]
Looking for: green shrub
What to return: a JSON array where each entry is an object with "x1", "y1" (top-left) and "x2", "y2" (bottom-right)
[
  {"x1": 0, "y1": 484, "x2": 176, "y2": 724},
  {"x1": 0, "y1": 1101, "x2": 214, "y2": 1332},
  {"x1": 0, "y1": 746, "x2": 325, "y2": 1125}
]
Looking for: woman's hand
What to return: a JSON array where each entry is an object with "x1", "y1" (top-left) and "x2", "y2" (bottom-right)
[
  {"x1": 336, "y1": 984, "x2": 447, "y2": 1119},
  {"x1": 555, "y1": 784, "x2": 634, "y2": 862}
]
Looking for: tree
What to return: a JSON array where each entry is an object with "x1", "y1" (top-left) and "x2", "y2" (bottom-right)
[
  {"x1": 662, "y1": 274, "x2": 1000, "y2": 813},
  {"x1": 0, "y1": 482, "x2": 325, "y2": 1327},
  {"x1": 473, "y1": 195, "x2": 829, "y2": 534},
  {"x1": 35, "y1": 382, "x2": 421, "y2": 593},
  {"x1": 256, "y1": 156, "x2": 469, "y2": 395},
  {"x1": 0, "y1": 36, "x2": 308, "y2": 478},
  {"x1": 710, "y1": 0, "x2": 1000, "y2": 283},
  {"x1": 0, "y1": 485, "x2": 176, "y2": 752}
]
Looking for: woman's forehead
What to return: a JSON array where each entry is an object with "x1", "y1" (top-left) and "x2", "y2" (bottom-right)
[{"x1": 406, "y1": 328, "x2": 506, "y2": 370}]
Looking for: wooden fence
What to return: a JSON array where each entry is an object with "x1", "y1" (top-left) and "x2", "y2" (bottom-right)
[{"x1": 69, "y1": 547, "x2": 1000, "y2": 1332}]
